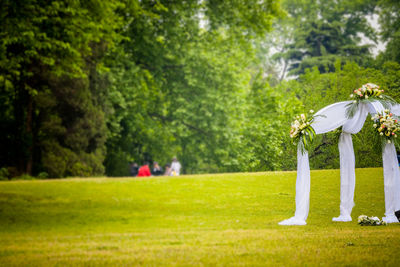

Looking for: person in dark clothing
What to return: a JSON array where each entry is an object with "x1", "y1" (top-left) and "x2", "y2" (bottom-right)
[
  {"x1": 152, "y1": 161, "x2": 163, "y2": 176},
  {"x1": 130, "y1": 162, "x2": 139, "y2": 177}
]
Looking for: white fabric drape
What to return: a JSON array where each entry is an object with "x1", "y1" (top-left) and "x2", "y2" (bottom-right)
[
  {"x1": 332, "y1": 103, "x2": 368, "y2": 221},
  {"x1": 279, "y1": 143, "x2": 309, "y2": 225},
  {"x1": 333, "y1": 132, "x2": 355, "y2": 221},
  {"x1": 382, "y1": 143, "x2": 400, "y2": 223},
  {"x1": 368, "y1": 101, "x2": 400, "y2": 222},
  {"x1": 390, "y1": 104, "x2": 400, "y2": 116},
  {"x1": 342, "y1": 103, "x2": 368, "y2": 134},
  {"x1": 313, "y1": 101, "x2": 351, "y2": 134},
  {"x1": 366, "y1": 101, "x2": 385, "y2": 115}
]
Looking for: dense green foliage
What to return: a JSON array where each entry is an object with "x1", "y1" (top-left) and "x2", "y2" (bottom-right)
[
  {"x1": 0, "y1": 0, "x2": 283, "y2": 177},
  {"x1": 378, "y1": 0, "x2": 400, "y2": 63},
  {"x1": 1, "y1": 169, "x2": 400, "y2": 265},
  {"x1": 1, "y1": 0, "x2": 400, "y2": 178},
  {"x1": 272, "y1": 0, "x2": 378, "y2": 77},
  {"x1": 0, "y1": 0, "x2": 124, "y2": 177},
  {"x1": 103, "y1": 0, "x2": 284, "y2": 175}
]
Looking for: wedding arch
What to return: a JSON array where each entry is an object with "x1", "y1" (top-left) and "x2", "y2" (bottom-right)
[{"x1": 279, "y1": 84, "x2": 400, "y2": 225}]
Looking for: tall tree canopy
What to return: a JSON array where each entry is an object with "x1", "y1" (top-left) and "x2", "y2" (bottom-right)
[
  {"x1": 0, "y1": 0, "x2": 284, "y2": 177},
  {"x1": 377, "y1": 0, "x2": 400, "y2": 64},
  {"x1": 0, "y1": 0, "x2": 125, "y2": 177},
  {"x1": 104, "y1": 0, "x2": 284, "y2": 175},
  {"x1": 273, "y1": 0, "x2": 377, "y2": 77}
]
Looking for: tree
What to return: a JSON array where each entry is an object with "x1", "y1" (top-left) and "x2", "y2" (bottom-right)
[
  {"x1": 272, "y1": 0, "x2": 378, "y2": 77},
  {"x1": 104, "y1": 0, "x2": 284, "y2": 175},
  {"x1": 0, "y1": 0, "x2": 124, "y2": 177},
  {"x1": 377, "y1": 0, "x2": 400, "y2": 64}
]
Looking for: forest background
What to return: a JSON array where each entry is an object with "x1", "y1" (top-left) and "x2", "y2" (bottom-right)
[{"x1": 1, "y1": 0, "x2": 400, "y2": 178}]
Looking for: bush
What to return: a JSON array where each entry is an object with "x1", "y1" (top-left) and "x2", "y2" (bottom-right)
[
  {"x1": 37, "y1": 172, "x2": 49, "y2": 179},
  {"x1": 0, "y1": 167, "x2": 10, "y2": 181},
  {"x1": 70, "y1": 162, "x2": 92, "y2": 177},
  {"x1": 12, "y1": 174, "x2": 36, "y2": 180}
]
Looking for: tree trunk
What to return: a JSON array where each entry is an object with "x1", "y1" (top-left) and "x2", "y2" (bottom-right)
[
  {"x1": 26, "y1": 94, "x2": 33, "y2": 175},
  {"x1": 280, "y1": 59, "x2": 288, "y2": 82}
]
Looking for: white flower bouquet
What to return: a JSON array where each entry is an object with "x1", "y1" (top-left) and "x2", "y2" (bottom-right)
[
  {"x1": 358, "y1": 215, "x2": 387, "y2": 226},
  {"x1": 346, "y1": 83, "x2": 396, "y2": 119},
  {"x1": 371, "y1": 110, "x2": 400, "y2": 144},
  {"x1": 290, "y1": 110, "x2": 316, "y2": 152},
  {"x1": 350, "y1": 83, "x2": 384, "y2": 100}
]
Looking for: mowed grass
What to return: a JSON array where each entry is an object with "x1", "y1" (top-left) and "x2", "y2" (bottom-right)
[{"x1": 0, "y1": 168, "x2": 399, "y2": 266}]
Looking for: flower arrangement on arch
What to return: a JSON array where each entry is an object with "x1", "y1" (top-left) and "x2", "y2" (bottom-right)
[
  {"x1": 346, "y1": 83, "x2": 396, "y2": 118},
  {"x1": 290, "y1": 110, "x2": 316, "y2": 152},
  {"x1": 371, "y1": 110, "x2": 400, "y2": 144},
  {"x1": 350, "y1": 83, "x2": 384, "y2": 100}
]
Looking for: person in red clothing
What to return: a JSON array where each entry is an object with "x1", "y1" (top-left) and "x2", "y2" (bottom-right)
[{"x1": 137, "y1": 162, "x2": 151, "y2": 177}]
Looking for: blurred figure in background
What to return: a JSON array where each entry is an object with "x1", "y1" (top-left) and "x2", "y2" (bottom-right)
[
  {"x1": 137, "y1": 162, "x2": 151, "y2": 177},
  {"x1": 152, "y1": 161, "x2": 163, "y2": 176},
  {"x1": 170, "y1": 157, "x2": 181, "y2": 176},
  {"x1": 130, "y1": 162, "x2": 139, "y2": 177},
  {"x1": 164, "y1": 164, "x2": 171, "y2": 176}
]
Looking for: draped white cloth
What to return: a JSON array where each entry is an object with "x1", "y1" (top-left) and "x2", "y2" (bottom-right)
[
  {"x1": 366, "y1": 101, "x2": 385, "y2": 115},
  {"x1": 382, "y1": 143, "x2": 400, "y2": 223},
  {"x1": 312, "y1": 101, "x2": 350, "y2": 134},
  {"x1": 366, "y1": 102, "x2": 400, "y2": 223},
  {"x1": 390, "y1": 104, "x2": 400, "y2": 116},
  {"x1": 333, "y1": 103, "x2": 368, "y2": 221},
  {"x1": 332, "y1": 132, "x2": 355, "y2": 222},
  {"x1": 279, "y1": 143, "x2": 309, "y2": 225},
  {"x1": 342, "y1": 103, "x2": 369, "y2": 134},
  {"x1": 279, "y1": 100, "x2": 400, "y2": 225}
]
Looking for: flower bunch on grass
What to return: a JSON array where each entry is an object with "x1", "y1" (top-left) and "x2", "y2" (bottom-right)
[
  {"x1": 358, "y1": 215, "x2": 387, "y2": 226},
  {"x1": 350, "y1": 83, "x2": 383, "y2": 100},
  {"x1": 290, "y1": 110, "x2": 316, "y2": 152},
  {"x1": 371, "y1": 110, "x2": 400, "y2": 144}
]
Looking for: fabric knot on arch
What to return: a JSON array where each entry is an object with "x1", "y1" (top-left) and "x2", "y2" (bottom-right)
[{"x1": 279, "y1": 100, "x2": 400, "y2": 226}]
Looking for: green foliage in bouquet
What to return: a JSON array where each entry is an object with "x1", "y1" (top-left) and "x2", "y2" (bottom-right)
[
  {"x1": 346, "y1": 83, "x2": 397, "y2": 118},
  {"x1": 290, "y1": 110, "x2": 317, "y2": 153}
]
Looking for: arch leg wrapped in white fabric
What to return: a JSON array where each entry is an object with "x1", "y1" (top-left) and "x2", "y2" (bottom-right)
[
  {"x1": 279, "y1": 142, "x2": 310, "y2": 225},
  {"x1": 332, "y1": 132, "x2": 355, "y2": 222},
  {"x1": 382, "y1": 142, "x2": 400, "y2": 223},
  {"x1": 332, "y1": 215, "x2": 352, "y2": 222},
  {"x1": 278, "y1": 216, "x2": 306, "y2": 225}
]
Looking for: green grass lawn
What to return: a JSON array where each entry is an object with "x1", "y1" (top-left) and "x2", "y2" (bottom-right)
[{"x1": 0, "y1": 168, "x2": 399, "y2": 266}]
